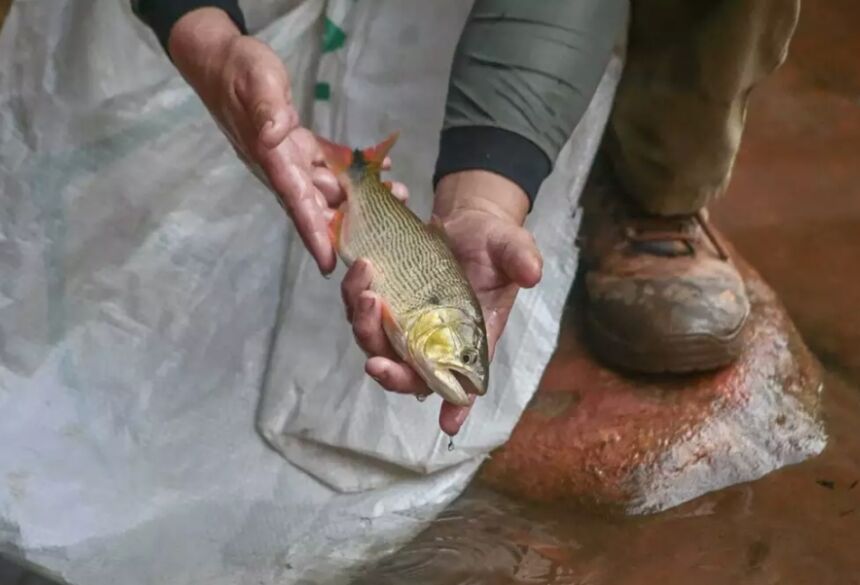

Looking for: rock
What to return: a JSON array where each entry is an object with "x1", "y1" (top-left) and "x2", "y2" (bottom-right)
[{"x1": 479, "y1": 256, "x2": 827, "y2": 514}]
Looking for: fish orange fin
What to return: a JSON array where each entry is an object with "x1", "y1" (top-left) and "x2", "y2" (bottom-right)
[
  {"x1": 328, "y1": 209, "x2": 344, "y2": 249},
  {"x1": 316, "y1": 135, "x2": 354, "y2": 174},
  {"x1": 379, "y1": 300, "x2": 397, "y2": 329},
  {"x1": 361, "y1": 131, "x2": 399, "y2": 168}
]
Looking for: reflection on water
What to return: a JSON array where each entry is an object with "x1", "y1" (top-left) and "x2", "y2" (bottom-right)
[{"x1": 354, "y1": 373, "x2": 860, "y2": 585}]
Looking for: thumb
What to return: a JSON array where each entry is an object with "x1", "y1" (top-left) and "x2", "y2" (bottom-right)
[
  {"x1": 487, "y1": 226, "x2": 543, "y2": 288},
  {"x1": 239, "y1": 67, "x2": 297, "y2": 149}
]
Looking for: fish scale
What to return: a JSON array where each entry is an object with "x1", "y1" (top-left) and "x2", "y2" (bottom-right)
[{"x1": 341, "y1": 164, "x2": 478, "y2": 322}]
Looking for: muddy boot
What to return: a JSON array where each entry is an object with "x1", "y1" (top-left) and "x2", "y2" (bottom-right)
[{"x1": 579, "y1": 163, "x2": 751, "y2": 374}]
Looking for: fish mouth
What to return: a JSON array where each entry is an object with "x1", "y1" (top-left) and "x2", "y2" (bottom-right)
[
  {"x1": 431, "y1": 366, "x2": 486, "y2": 407},
  {"x1": 430, "y1": 369, "x2": 475, "y2": 407},
  {"x1": 451, "y1": 369, "x2": 486, "y2": 397}
]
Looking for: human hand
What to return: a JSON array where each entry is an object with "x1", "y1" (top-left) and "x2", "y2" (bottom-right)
[
  {"x1": 342, "y1": 171, "x2": 543, "y2": 436},
  {"x1": 167, "y1": 8, "x2": 344, "y2": 274}
]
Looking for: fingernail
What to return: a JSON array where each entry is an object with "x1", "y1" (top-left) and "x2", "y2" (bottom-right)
[
  {"x1": 314, "y1": 231, "x2": 330, "y2": 250},
  {"x1": 255, "y1": 105, "x2": 273, "y2": 130},
  {"x1": 454, "y1": 408, "x2": 469, "y2": 426},
  {"x1": 360, "y1": 295, "x2": 375, "y2": 312},
  {"x1": 256, "y1": 114, "x2": 274, "y2": 135},
  {"x1": 313, "y1": 234, "x2": 335, "y2": 276},
  {"x1": 371, "y1": 367, "x2": 386, "y2": 383}
]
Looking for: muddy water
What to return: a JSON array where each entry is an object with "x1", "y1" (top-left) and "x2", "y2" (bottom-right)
[{"x1": 353, "y1": 372, "x2": 860, "y2": 585}]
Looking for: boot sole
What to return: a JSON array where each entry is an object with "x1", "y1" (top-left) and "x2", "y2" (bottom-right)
[{"x1": 584, "y1": 310, "x2": 751, "y2": 375}]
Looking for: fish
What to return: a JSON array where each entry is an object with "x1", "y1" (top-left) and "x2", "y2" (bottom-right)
[{"x1": 317, "y1": 131, "x2": 489, "y2": 407}]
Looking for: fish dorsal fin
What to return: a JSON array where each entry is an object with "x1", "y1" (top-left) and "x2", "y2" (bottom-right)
[
  {"x1": 316, "y1": 135, "x2": 354, "y2": 174},
  {"x1": 360, "y1": 131, "x2": 399, "y2": 168}
]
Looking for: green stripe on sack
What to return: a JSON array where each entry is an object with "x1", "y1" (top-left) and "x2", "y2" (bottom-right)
[
  {"x1": 315, "y1": 82, "x2": 331, "y2": 100},
  {"x1": 321, "y1": 18, "x2": 346, "y2": 53}
]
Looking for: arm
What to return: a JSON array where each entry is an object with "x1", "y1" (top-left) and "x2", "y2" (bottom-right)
[
  {"x1": 434, "y1": 0, "x2": 628, "y2": 208},
  {"x1": 132, "y1": 0, "x2": 247, "y2": 54}
]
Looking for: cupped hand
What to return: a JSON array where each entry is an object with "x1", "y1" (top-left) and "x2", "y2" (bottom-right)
[{"x1": 342, "y1": 171, "x2": 542, "y2": 436}]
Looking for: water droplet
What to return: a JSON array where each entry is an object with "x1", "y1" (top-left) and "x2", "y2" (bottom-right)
[
  {"x1": 447, "y1": 437, "x2": 455, "y2": 451},
  {"x1": 416, "y1": 394, "x2": 427, "y2": 402}
]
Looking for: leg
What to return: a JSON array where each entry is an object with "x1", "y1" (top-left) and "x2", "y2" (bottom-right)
[
  {"x1": 607, "y1": 0, "x2": 801, "y2": 215},
  {"x1": 581, "y1": 0, "x2": 800, "y2": 373}
]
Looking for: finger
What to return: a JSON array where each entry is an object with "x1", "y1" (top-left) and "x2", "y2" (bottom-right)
[
  {"x1": 259, "y1": 142, "x2": 335, "y2": 273},
  {"x1": 386, "y1": 181, "x2": 409, "y2": 202},
  {"x1": 440, "y1": 397, "x2": 475, "y2": 436},
  {"x1": 341, "y1": 259, "x2": 373, "y2": 322},
  {"x1": 352, "y1": 292, "x2": 398, "y2": 358},
  {"x1": 366, "y1": 357, "x2": 428, "y2": 395},
  {"x1": 290, "y1": 126, "x2": 324, "y2": 167},
  {"x1": 381, "y1": 156, "x2": 392, "y2": 171},
  {"x1": 483, "y1": 295, "x2": 517, "y2": 362},
  {"x1": 487, "y1": 226, "x2": 543, "y2": 288},
  {"x1": 313, "y1": 167, "x2": 344, "y2": 206}
]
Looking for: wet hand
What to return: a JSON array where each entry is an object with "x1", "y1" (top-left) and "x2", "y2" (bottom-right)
[
  {"x1": 168, "y1": 8, "x2": 346, "y2": 274},
  {"x1": 343, "y1": 171, "x2": 542, "y2": 436}
]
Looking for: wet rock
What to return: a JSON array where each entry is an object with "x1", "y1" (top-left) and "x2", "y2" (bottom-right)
[{"x1": 479, "y1": 256, "x2": 827, "y2": 514}]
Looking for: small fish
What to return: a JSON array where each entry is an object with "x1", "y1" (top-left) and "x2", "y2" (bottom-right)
[{"x1": 318, "y1": 131, "x2": 489, "y2": 407}]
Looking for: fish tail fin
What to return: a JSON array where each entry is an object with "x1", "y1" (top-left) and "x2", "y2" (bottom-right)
[
  {"x1": 317, "y1": 131, "x2": 400, "y2": 174},
  {"x1": 316, "y1": 135, "x2": 355, "y2": 174},
  {"x1": 360, "y1": 131, "x2": 399, "y2": 169}
]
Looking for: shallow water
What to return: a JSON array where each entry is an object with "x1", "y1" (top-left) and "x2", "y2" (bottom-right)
[{"x1": 353, "y1": 373, "x2": 860, "y2": 585}]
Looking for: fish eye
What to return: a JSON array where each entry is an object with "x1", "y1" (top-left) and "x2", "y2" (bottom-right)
[{"x1": 461, "y1": 350, "x2": 476, "y2": 365}]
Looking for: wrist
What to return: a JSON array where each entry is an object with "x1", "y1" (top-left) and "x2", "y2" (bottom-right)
[
  {"x1": 167, "y1": 8, "x2": 242, "y2": 89},
  {"x1": 433, "y1": 171, "x2": 530, "y2": 226}
]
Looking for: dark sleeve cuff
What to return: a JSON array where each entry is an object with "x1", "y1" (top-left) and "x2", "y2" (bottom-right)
[
  {"x1": 133, "y1": 0, "x2": 248, "y2": 53},
  {"x1": 433, "y1": 126, "x2": 551, "y2": 210}
]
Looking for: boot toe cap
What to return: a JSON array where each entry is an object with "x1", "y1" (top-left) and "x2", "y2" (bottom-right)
[{"x1": 585, "y1": 260, "x2": 751, "y2": 372}]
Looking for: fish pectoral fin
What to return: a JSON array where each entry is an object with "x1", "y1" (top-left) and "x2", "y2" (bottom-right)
[
  {"x1": 380, "y1": 301, "x2": 409, "y2": 361},
  {"x1": 328, "y1": 209, "x2": 344, "y2": 249}
]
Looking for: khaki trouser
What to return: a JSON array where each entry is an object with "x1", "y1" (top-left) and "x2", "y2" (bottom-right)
[{"x1": 606, "y1": 0, "x2": 801, "y2": 215}]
